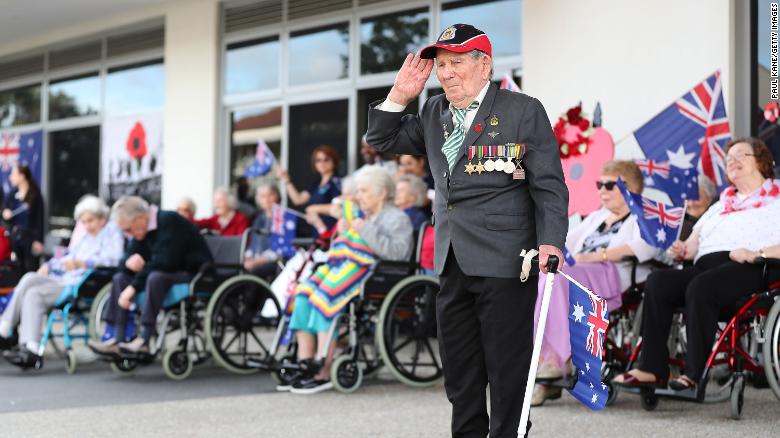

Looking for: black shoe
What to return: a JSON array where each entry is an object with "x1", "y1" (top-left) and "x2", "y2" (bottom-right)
[
  {"x1": 276, "y1": 372, "x2": 305, "y2": 392},
  {"x1": 3, "y1": 346, "x2": 42, "y2": 370},
  {"x1": 0, "y1": 335, "x2": 15, "y2": 351},
  {"x1": 290, "y1": 377, "x2": 333, "y2": 394}
]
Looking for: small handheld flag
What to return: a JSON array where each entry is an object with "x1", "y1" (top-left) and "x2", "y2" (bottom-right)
[
  {"x1": 616, "y1": 178, "x2": 684, "y2": 250},
  {"x1": 244, "y1": 139, "x2": 275, "y2": 177}
]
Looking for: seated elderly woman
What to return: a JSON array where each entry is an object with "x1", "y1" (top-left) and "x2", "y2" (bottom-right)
[
  {"x1": 0, "y1": 195, "x2": 124, "y2": 368},
  {"x1": 615, "y1": 138, "x2": 780, "y2": 391},
  {"x1": 532, "y1": 160, "x2": 659, "y2": 405},
  {"x1": 193, "y1": 188, "x2": 249, "y2": 236},
  {"x1": 282, "y1": 166, "x2": 413, "y2": 395},
  {"x1": 678, "y1": 175, "x2": 717, "y2": 241},
  {"x1": 243, "y1": 183, "x2": 284, "y2": 280},
  {"x1": 175, "y1": 196, "x2": 197, "y2": 222},
  {"x1": 394, "y1": 174, "x2": 431, "y2": 230}
]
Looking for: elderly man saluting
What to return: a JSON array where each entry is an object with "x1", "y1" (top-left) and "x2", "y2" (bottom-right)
[{"x1": 367, "y1": 24, "x2": 568, "y2": 438}]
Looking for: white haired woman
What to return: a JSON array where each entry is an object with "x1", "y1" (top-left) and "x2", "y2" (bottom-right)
[
  {"x1": 193, "y1": 188, "x2": 249, "y2": 236},
  {"x1": 0, "y1": 195, "x2": 124, "y2": 368},
  {"x1": 282, "y1": 166, "x2": 413, "y2": 394},
  {"x1": 395, "y1": 173, "x2": 431, "y2": 230}
]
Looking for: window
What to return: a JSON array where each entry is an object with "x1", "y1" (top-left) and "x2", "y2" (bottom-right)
[
  {"x1": 441, "y1": 0, "x2": 522, "y2": 58},
  {"x1": 356, "y1": 86, "x2": 418, "y2": 166},
  {"x1": 288, "y1": 99, "x2": 348, "y2": 189},
  {"x1": 225, "y1": 37, "x2": 280, "y2": 95},
  {"x1": 360, "y1": 8, "x2": 430, "y2": 75},
  {"x1": 0, "y1": 84, "x2": 41, "y2": 128},
  {"x1": 230, "y1": 105, "x2": 282, "y2": 184},
  {"x1": 48, "y1": 126, "x2": 101, "y2": 229},
  {"x1": 106, "y1": 61, "x2": 165, "y2": 114},
  {"x1": 288, "y1": 23, "x2": 350, "y2": 85},
  {"x1": 48, "y1": 73, "x2": 100, "y2": 120}
]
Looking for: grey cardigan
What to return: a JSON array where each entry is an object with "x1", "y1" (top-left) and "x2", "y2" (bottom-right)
[{"x1": 358, "y1": 205, "x2": 413, "y2": 261}]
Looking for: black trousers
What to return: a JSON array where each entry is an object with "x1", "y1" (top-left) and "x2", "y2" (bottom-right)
[
  {"x1": 437, "y1": 249, "x2": 536, "y2": 438},
  {"x1": 638, "y1": 251, "x2": 779, "y2": 381},
  {"x1": 103, "y1": 271, "x2": 191, "y2": 341}
]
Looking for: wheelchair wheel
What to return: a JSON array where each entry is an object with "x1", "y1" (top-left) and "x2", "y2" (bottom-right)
[
  {"x1": 762, "y1": 297, "x2": 780, "y2": 401},
  {"x1": 331, "y1": 354, "x2": 363, "y2": 393},
  {"x1": 639, "y1": 387, "x2": 659, "y2": 411},
  {"x1": 111, "y1": 358, "x2": 137, "y2": 376},
  {"x1": 65, "y1": 349, "x2": 78, "y2": 374},
  {"x1": 729, "y1": 373, "x2": 745, "y2": 420},
  {"x1": 88, "y1": 283, "x2": 112, "y2": 341},
  {"x1": 163, "y1": 348, "x2": 193, "y2": 381},
  {"x1": 205, "y1": 275, "x2": 280, "y2": 374},
  {"x1": 376, "y1": 275, "x2": 442, "y2": 387}
]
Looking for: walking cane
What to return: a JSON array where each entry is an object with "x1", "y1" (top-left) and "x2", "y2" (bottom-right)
[{"x1": 518, "y1": 254, "x2": 559, "y2": 436}]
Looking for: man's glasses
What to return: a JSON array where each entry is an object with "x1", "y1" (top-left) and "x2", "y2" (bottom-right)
[{"x1": 595, "y1": 180, "x2": 617, "y2": 191}]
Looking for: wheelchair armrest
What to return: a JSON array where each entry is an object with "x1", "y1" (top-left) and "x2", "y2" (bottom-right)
[
  {"x1": 620, "y1": 255, "x2": 639, "y2": 263},
  {"x1": 754, "y1": 257, "x2": 780, "y2": 268},
  {"x1": 291, "y1": 237, "x2": 315, "y2": 248}
]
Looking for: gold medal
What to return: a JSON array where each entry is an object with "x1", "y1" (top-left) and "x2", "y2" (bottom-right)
[{"x1": 490, "y1": 115, "x2": 499, "y2": 126}]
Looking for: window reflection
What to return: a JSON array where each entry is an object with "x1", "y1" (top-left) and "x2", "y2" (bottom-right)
[
  {"x1": 441, "y1": 0, "x2": 522, "y2": 58},
  {"x1": 356, "y1": 87, "x2": 418, "y2": 166},
  {"x1": 48, "y1": 126, "x2": 101, "y2": 229},
  {"x1": 360, "y1": 8, "x2": 429, "y2": 75},
  {"x1": 0, "y1": 84, "x2": 41, "y2": 128},
  {"x1": 225, "y1": 37, "x2": 280, "y2": 95},
  {"x1": 106, "y1": 61, "x2": 165, "y2": 114},
  {"x1": 289, "y1": 23, "x2": 349, "y2": 85},
  {"x1": 49, "y1": 73, "x2": 100, "y2": 120},
  {"x1": 230, "y1": 105, "x2": 283, "y2": 185}
]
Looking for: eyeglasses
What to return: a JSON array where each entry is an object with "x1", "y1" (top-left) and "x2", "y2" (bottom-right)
[
  {"x1": 314, "y1": 158, "x2": 332, "y2": 163},
  {"x1": 725, "y1": 152, "x2": 755, "y2": 163},
  {"x1": 595, "y1": 180, "x2": 617, "y2": 191}
]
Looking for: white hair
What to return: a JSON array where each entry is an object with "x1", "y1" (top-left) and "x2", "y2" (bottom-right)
[
  {"x1": 355, "y1": 165, "x2": 395, "y2": 201},
  {"x1": 214, "y1": 187, "x2": 238, "y2": 210},
  {"x1": 396, "y1": 174, "x2": 427, "y2": 207},
  {"x1": 111, "y1": 196, "x2": 149, "y2": 222},
  {"x1": 468, "y1": 50, "x2": 494, "y2": 79},
  {"x1": 698, "y1": 175, "x2": 717, "y2": 200},
  {"x1": 74, "y1": 195, "x2": 110, "y2": 221},
  {"x1": 178, "y1": 196, "x2": 197, "y2": 215}
]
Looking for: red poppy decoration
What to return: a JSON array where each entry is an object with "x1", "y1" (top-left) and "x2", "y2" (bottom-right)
[
  {"x1": 553, "y1": 104, "x2": 593, "y2": 159},
  {"x1": 474, "y1": 123, "x2": 483, "y2": 133},
  {"x1": 126, "y1": 121, "x2": 147, "y2": 160},
  {"x1": 764, "y1": 101, "x2": 779, "y2": 123}
]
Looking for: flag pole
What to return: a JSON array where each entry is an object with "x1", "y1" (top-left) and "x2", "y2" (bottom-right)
[
  {"x1": 675, "y1": 200, "x2": 688, "y2": 243},
  {"x1": 519, "y1": 256, "x2": 558, "y2": 436}
]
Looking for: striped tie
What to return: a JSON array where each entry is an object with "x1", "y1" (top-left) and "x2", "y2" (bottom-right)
[{"x1": 442, "y1": 101, "x2": 479, "y2": 171}]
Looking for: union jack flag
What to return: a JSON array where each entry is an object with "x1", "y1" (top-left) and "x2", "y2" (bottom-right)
[
  {"x1": 642, "y1": 198, "x2": 684, "y2": 227},
  {"x1": 617, "y1": 178, "x2": 684, "y2": 250},
  {"x1": 634, "y1": 71, "x2": 731, "y2": 194},
  {"x1": 635, "y1": 159, "x2": 670, "y2": 178},
  {"x1": 585, "y1": 295, "x2": 608, "y2": 358},
  {"x1": 0, "y1": 133, "x2": 20, "y2": 171}
]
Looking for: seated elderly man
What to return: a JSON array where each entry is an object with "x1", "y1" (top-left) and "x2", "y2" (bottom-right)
[
  {"x1": 175, "y1": 196, "x2": 197, "y2": 222},
  {"x1": 88, "y1": 196, "x2": 212, "y2": 356},
  {"x1": 1, "y1": 195, "x2": 124, "y2": 368},
  {"x1": 282, "y1": 166, "x2": 413, "y2": 394},
  {"x1": 615, "y1": 137, "x2": 780, "y2": 391},
  {"x1": 395, "y1": 173, "x2": 431, "y2": 230},
  {"x1": 193, "y1": 188, "x2": 249, "y2": 236}
]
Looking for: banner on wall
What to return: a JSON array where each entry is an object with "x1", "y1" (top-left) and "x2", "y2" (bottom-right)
[
  {"x1": 101, "y1": 112, "x2": 163, "y2": 204},
  {"x1": 0, "y1": 130, "x2": 42, "y2": 197}
]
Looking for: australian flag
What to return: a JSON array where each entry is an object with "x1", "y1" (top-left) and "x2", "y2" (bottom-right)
[
  {"x1": 633, "y1": 71, "x2": 730, "y2": 194},
  {"x1": 617, "y1": 178, "x2": 684, "y2": 250},
  {"x1": 243, "y1": 139, "x2": 275, "y2": 177},
  {"x1": 568, "y1": 279, "x2": 609, "y2": 410},
  {"x1": 500, "y1": 73, "x2": 521, "y2": 93},
  {"x1": 635, "y1": 159, "x2": 699, "y2": 206},
  {"x1": 0, "y1": 130, "x2": 42, "y2": 197},
  {"x1": 270, "y1": 204, "x2": 296, "y2": 259}
]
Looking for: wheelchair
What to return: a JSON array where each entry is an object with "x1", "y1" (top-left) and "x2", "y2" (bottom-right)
[
  {"x1": 257, "y1": 222, "x2": 442, "y2": 393},
  {"x1": 763, "y1": 258, "x2": 780, "y2": 402},
  {"x1": 617, "y1": 257, "x2": 780, "y2": 419},
  {"x1": 90, "y1": 229, "x2": 281, "y2": 380}
]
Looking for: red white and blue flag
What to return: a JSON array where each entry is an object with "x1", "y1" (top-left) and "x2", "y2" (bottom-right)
[
  {"x1": 0, "y1": 130, "x2": 42, "y2": 197},
  {"x1": 633, "y1": 71, "x2": 730, "y2": 196},
  {"x1": 270, "y1": 204, "x2": 297, "y2": 259},
  {"x1": 244, "y1": 139, "x2": 275, "y2": 177},
  {"x1": 617, "y1": 178, "x2": 684, "y2": 250},
  {"x1": 567, "y1": 278, "x2": 609, "y2": 410},
  {"x1": 500, "y1": 73, "x2": 521, "y2": 93}
]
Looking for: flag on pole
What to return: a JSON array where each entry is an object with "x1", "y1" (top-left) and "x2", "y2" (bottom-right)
[
  {"x1": 563, "y1": 247, "x2": 577, "y2": 267},
  {"x1": 633, "y1": 71, "x2": 731, "y2": 193},
  {"x1": 500, "y1": 73, "x2": 521, "y2": 93},
  {"x1": 270, "y1": 204, "x2": 297, "y2": 259},
  {"x1": 243, "y1": 139, "x2": 275, "y2": 177},
  {"x1": 564, "y1": 273, "x2": 609, "y2": 410},
  {"x1": 616, "y1": 178, "x2": 685, "y2": 250}
]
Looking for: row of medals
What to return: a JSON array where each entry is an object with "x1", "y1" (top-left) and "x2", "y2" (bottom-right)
[{"x1": 465, "y1": 157, "x2": 517, "y2": 174}]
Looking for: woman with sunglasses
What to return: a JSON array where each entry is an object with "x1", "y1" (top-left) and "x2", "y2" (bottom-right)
[
  {"x1": 532, "y1": 160, "x2": 659, "y2": 406},
  {"x1": 277, "y1": 145, "x2": 342, "y2": 235},
  {"x1": 615, "y1": 137, "x2": 780, "y2": 392}
]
